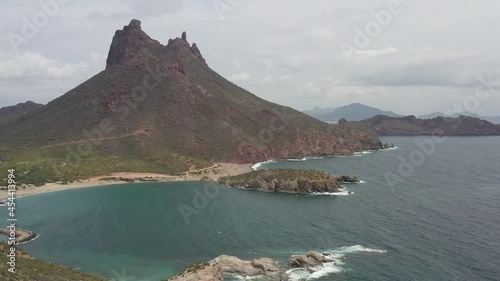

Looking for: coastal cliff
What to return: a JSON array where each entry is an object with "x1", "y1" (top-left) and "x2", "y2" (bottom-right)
[
  {"x1": 219, "y1": 169, "x2": 359, "y2": 194},
  {"x1": 353, "y1": 115, "x2": 500, "y2": 135}
]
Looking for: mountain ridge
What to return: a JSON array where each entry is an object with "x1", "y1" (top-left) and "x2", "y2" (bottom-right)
[
  {"x1": 0, "y1": 101, "x2": 44, "y2": 126},
  {"x1": 0, "y1": 19, "x2": 383, "y2": 185},
  {"x1": 313, "y1": 103, "x2": 402, "y2": 122},
  {"x1": 352, "y1": 115, "x2": 500, "y2": 136}
]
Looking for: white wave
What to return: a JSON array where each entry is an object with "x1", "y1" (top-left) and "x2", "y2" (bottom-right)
[
  {"x1": 224, "y1": 273, "x2": 267, "y2": 280},
  {"x1": 251, "y1": 160, "x2": 278, "y2": 170},
  {"x1": 334, "y1": 245, "x2": 387, "y2": 254},
  {"x1": 381, "y1": 146, "x2": 398, "y2": 151},
  {"x1": 308, "y1": 262, "x2": 344, "y2": 279},
  {"x1": 287, "y1": 268, "x2": 311, "y2": 281},
  {"x1": 286, "y1": 255, "x2": 345, "y2": 280},
  {"x1": 303, "y1": 156, "x2": 324, "y2": 160},
  {"x1": 310, "y1": 190, "x2": 353, "y2": 196},
  {"x1": 358, "y1": 180, "x2": 367, "y2": 184},
  {"x1": 286, "y1": 246, "x2": 386, "y2": 280}
]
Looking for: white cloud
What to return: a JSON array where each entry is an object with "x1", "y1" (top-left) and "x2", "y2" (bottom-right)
[
  {"x1": 279, "y1": 74, "x2": 293, "y2": 82},
  {"x1": 229, "y1": 72, "x2": 252, "y2": 82},
  {"x1": 281, "y1": 53, "x2": 320, "y2": 68},
  {"x1": 259, "y1": 75, "x2": 275, "y2": 83},
  {"x1": 0, "y1": 52, "x2": 104, "y2": 79},
  {"x1": 231, "y1": 58, "x2": 242, "y2": 69},
  {"x1": 259, "y1": 74, "x2": 292, "y2": 84},
  {"x1": 308, "y1": 27, "x2": 334, "y2": 41},
  {"x1": 356, "y1": 47, "x2": 398, "y2": 57},
  {"x1": 302, "y1": 81, "x2": 320, "y2": 94}
]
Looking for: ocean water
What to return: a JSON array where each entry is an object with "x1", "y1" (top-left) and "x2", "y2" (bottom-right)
[{"x1": 4, "y1": 136, "x2": 500, "y2": 280}]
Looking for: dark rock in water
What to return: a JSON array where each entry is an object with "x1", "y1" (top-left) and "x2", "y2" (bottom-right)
[{"x1": 337, "y1": 175, "x2": 359, "y2": 183}]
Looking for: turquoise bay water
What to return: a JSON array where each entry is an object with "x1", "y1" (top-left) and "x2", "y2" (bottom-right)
[{"x1": 4, "y1": 136, "x2": 500, "y2": 280}]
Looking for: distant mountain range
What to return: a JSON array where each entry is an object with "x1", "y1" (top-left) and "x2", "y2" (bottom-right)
[
  {"x1": 304, "y1": 103, "x2": 403, "y2": 122},
  {"x1": 0, "y1": 101, "x2": 44, "y2": 126},
  {"x1": 351, "y1": 115, "x2": 500, "y2": 136},
  {"x1": 302, "y1": 107, "x2": 337, "y2": 118},
  {"x1": 303, "y1": 103, "x2": 500, "y2": 125}
]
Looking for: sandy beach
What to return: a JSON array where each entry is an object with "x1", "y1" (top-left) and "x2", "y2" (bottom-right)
[{"x1": 0, "y1": 163, "x2": 252, "y2": 200}]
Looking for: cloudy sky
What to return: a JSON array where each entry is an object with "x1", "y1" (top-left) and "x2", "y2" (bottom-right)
[{"x1": 1, "y1": 0, "x2": 499, "y2": 116}]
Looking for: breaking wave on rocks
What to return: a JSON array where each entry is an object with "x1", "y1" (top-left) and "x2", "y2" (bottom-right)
[
  {"x1": 310, "y1": 189, "x2": 353, "y2": 196},
  {"x1": 381, "y1": 146, "x2": 399, "y2": 151},
  {"x1": 286, "y1": 245, "x2": 387, "y2": 281},
  {"x1": 334, "y1": 245, "x2": 388, "y2": 254},
  {"x1": 225, "y1": 244, "x2": 387, "y2": 281}
]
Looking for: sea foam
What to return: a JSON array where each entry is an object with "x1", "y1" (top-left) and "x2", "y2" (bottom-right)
[
  {"x1": 286, "y1": 245, "x2": 386, "y2": 280},
  {"x1": 251, "y1": 160, "x2": 278, "y2": 170}
]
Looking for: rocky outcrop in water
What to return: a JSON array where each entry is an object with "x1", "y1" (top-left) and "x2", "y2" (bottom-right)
[
  {"x1": 166, "y1": 255, "x2": 287, "y2": 281},
  {"x1": 219, "y1": 169, "x2": 360, "y2": 194},
  {"x1": 289, "y1": 251, "x2": 334, "y2": 268}
]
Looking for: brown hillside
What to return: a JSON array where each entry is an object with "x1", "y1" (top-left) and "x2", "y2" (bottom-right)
[{"x1": 0, "y1": 20, "x2": 382, "y2": 184}]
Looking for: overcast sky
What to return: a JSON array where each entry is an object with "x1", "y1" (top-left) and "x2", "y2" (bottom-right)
[{"x1": 1, "y1": 0, "x2": 499, "y2": 115}]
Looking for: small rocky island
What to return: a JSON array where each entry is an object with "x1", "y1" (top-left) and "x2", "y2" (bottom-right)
[
  {"x1": 166, "y1": 250, "x2": 349, "y2": 281},
  {"x1": 219, "y1": 169, "x2": 360, "y2": 194}
]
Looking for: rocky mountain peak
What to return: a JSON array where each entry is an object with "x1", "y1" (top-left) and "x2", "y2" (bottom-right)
[
  {"x1": 106, "y1": 21, "x2": 206, "y2": 69},
  {"x1": 105, "y1": 19, "x2": 160, "y2": 69}
]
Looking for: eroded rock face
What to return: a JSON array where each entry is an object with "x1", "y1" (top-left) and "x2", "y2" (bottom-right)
[
  {"x1": 219, "y1": 170, "x2": 362, "y2": 194},
  {"x1": 337, "y1": 175, "x2": 359, "y2": 183},
  {"x1": 105, "y1": 19, "x2": 161, "y2": 69},
  {"x1": 168, "y1": 255, "x2": 287, "y2": 281},
  {"x1": 191, "y1": 43, "x2": 206, "y2": 63},
  {"x1": 289, "y1": 251, "x2": 333, "y2": 268}
]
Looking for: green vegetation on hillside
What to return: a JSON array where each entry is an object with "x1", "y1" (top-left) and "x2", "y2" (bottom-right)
[
  {"x1": 0, "y1": 146, "x2": 211, "y2": 186},
  {"x1": 0, "y1": 242, "x2": 107, "y2": 281},
  {"x1": 220, "y1": 169, "x2": 334, "y2": 182}
]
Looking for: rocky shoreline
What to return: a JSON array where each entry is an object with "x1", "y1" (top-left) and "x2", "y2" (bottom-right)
[
  {"x1": 219, "y1": 169, "x2": 361, "y2": 194},
  {"x1": 0, "y1": 228, "x2": 39, "y2": 245},
  {"x1": 166, "y1": 250, "x2": 354, "y2": 281}
]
